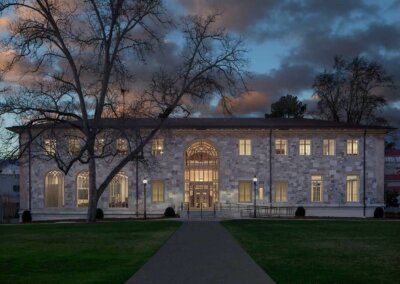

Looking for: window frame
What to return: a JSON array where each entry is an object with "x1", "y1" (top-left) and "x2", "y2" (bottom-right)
[
  {"x1": 238, "y1": 180, "x2": 252, "y2": 203},
  {"x1": 311, "y1": 175, "x2": 323, "y2": 202},
  {"x1": 44, "y1": 139, "x2": 57, "y2": 156},
  {"x1": 323, "y1": 139, "x2": 335, "y2": 156},
  {"x1": 151, "y1": 180, "x2": 165, "y2": 202},
  {"x1": 76, "y1": 171, "x2": 89, "y2": 207},
  {"x1": 346, "y1": 175, "x2": 359, "y2": 202},
  {"x1": 44, "y1": 170, "x2": 64, "y2": 208},
  {"x1": 275, "y1": 139, "x2": 287, "y2": 155},
  {"x1": 299, "y1": 139, "x2": 311, "y2": 156},
  {"x1": 116, "y1": 138, "x2": 128, "y2": 154},
  {"x1": 275, "y1": 181, "x2": 288, "y2": 202},
  {"x1": 68, "y1": 138, "x2": 80, "y2": 156},
  {"x1": 151, "y1": 138, "x2": 164, "y2": 156},
  {"x1": 108, "y1": 172, "x2": 129, "y2": 208},
  {"x1": 239, "y1": 139, "x2": 252, "y2": 156},
  {"x1": 346, "y1": 139, "x2": 359, "y2": 155}
]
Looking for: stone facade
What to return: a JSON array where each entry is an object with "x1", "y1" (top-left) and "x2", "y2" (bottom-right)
[{"x1": 17, "y1": 124, "x2": 386, "y2": 220}]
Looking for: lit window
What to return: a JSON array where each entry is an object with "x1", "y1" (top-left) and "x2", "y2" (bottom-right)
[
  {"x1": 109, "y1": 172, "x2": 128, "y2": 208},
  {"x1": 239, "y1": 180, "x2": 252, "y2": 202},
  {"x1": 311, "y1": 176, "x2": 323, "y2": 202},
  {"x1": 152, "y1": 139, "x2": 164, "y2": 156},
  {"x1": 45, "y1": 170, "x2": 64, "y2": 207},
  {"x1": 116, "y1": 138, "x2": 128, "y2": 154},
  {"x1": 347, "y1": 139, "x2": 358, "y2": 155},
  {"x1": 276, "y1": 181, "x2": 287, "y2": 202},
  {"x1": 68, "y1": 138, "x2": 80, "y2": 155},
  {"x1": 299, "y1": 139, "x2": 311, "y2": 156},
  {"x1": 152, "y1": 180, "x2": 165, "y2": 202},
  {"x1": 323, "y1": 139, "x2": 335, "y2": 156},
  {"x1": 95, "y1": 138, "x2": 105, "y2": 155},
  {"x1": 258, "y1": 187, "x2": 264, "y2": 200},
  {"x1": 239, "y1": 139, "x2": 251, "y2": 156},
  {"x1": 346, "y1": 175, "x2": 359, "y2": 202},
  {"x1": 77, "y1": 171, "x2": 89, "y2": 207},
  {"x1": 44, "y1": 139, "x2": 56, "y2": 156},
  {"x1": 275, "y1": 139, "x2": 287, "y2": 155}
]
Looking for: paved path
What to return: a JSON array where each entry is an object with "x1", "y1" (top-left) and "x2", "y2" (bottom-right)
[{"x1": 126, "y1": 221, "x2": 275, "y2": 284}]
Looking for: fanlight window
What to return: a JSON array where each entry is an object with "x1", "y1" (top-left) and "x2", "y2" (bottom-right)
[
  {"x1": 77, "y1": 171, "x2": 89, "y2": 207},
  {"x1": 109, "y1": 172, "x2": 128, "y2": 208},
  {"x1": 45, "y1": 170, "x2": 64, "y2": 207}
]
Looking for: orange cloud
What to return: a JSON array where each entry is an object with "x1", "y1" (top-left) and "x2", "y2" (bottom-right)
[{"x1": 216, "y1": 91, "x2": 268, "y2": 114}]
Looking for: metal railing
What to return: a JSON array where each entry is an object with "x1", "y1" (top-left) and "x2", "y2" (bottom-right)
[{"x1": 180, "y1": 202, "x2": 295, "y2": 219}]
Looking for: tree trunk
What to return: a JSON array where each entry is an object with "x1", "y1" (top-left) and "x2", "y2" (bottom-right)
[{"x1": 87, "y1": 158, "x2": 98, "y2": 223}]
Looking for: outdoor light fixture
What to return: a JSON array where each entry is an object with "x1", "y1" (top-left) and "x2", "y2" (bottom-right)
[
  {"x1": 143, "y1": 177, "x2": 148, "y2": 219},
  {"x1": 253, "y1": 175, "x2": 257, "y2": 218}
]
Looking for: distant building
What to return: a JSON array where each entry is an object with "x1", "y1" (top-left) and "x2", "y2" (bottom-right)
[
  {"x1": 384, "y1": 149, "x2": 400, "y2": 205},
  {"x1": 8, "y1": 117, "x2": 393, "y2": 220},
  {"x1": 0, "y1": 160, "x2": 20, "y2": 217}
]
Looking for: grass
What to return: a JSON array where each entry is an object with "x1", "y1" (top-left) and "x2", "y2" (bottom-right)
[
  {"x1": 222, "y1": 219, "x2": 400, "y2": 283},
  {"x1": 0, "y1": 220, "x2": 181, "y2": 284}
]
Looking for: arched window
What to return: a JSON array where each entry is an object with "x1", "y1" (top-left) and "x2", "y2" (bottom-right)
[
  {"x1": 77, "y1": 171, "x2": 89, "y2": 207},
  {"x1": 109, "y1": 172, "x2": 128, "y2": 208},
  {"x1": 45, "y1": 170, "x2": 64, "y2": 207}
]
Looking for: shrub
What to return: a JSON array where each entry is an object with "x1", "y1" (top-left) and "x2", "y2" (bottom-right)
[
  {"x1": 164, "y1": 207, "x2": 176, "y2": 218},
  {"x1": 22, "y1": 210, "x2": 32, "y2": 223},
  {"x1": 96, "y1": 208, "x2": 104, "y2": 219},
  {"x1": 295, "y1": 206, "x2": 306, "y2": 217},
  {"x1": 374, "y1": 207, "x2": 384, "y2": 218}
]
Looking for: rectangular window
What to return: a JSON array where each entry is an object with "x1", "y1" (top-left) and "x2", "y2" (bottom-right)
[
  {"x1": 346, "y1": 175, "x2": 359, "y2": 202},
  {"x1": 323, "y1": 139, "x2": 335, "y2": 156},
  {"x1": 152, "y1": 180, "x2": 165, "y2": 202},
  {"x1": 347, "y1": 139, "x2": 358, "y2": 155},
  {"x1": 116, "y1": 138, "x2": 128, "y2": 154},
  {"x1": 151, "y1": 139, "x2": 164, "y2": 156},
  {"x1": 311, "y1": 176, "x2": 323, "y2": 202},
  {"x1": 95, "y1": 138, "x2": 105, "y2": 155},
  {"x1": 68, "y1": 138, "x2": 80, "y2": 155},
  {"x1": 275, "y1": 139, "x2": 287, "y2": 155},
  {"x1": 44, "y1": 139, "x2": 56, "y2": 156},
  {"x1": 239, "y1": 139, "x2": 251, "y2": 156},
  {"x1": 276, "y1": 181, "x2": 288, "y2": 202},
  {"x1": 299, "y1": 139, "x2": 311, "y2": 156},
  {"x1": 239, "y1": 180, "x2": 252, "y2": 202},
  {"x1": 258, "y1": 187, "x2": 264, "y2": 200}
]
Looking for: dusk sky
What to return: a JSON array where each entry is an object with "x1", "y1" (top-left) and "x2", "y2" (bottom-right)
[
  {"x1": 166, "y1": 0, "x2": 400, "y2": 126},
  {"x1": 0, "y1": 0, "x2": 399, "y2": 129}
]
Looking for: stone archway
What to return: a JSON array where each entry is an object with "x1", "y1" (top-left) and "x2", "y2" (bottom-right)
[{"x1": 184, "y1": 140, "x2": 219, "y2": 209}]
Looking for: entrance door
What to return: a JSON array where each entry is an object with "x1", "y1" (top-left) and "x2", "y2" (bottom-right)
[{"x1": 190, "y1": 184, "x2": 213, "y2": 209}]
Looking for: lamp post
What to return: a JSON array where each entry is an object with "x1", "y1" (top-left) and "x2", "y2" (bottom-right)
[
  {"x1": 143, "y1": 177, "x2": 148, "y2": 219},
  {"x1": 253, "y1": 175, "x2": 258, "y2": 218}
]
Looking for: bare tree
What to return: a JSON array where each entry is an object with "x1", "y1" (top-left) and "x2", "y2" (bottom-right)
[
  {"x1": 0, "y1": 1, "x2": 247, "y2": 222},
  {"x1": 312, "y1": 56, "x2": 394, "y2": 125}
]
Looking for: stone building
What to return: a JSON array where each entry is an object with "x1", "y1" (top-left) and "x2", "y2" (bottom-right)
[{"x1": 9, "y1": 117, "x2": 391, "y2": 220}]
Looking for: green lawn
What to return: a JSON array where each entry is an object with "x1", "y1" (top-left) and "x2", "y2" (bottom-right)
[
  {"x1": 0, "y1": 220, "x2": 181, "y2": 284},
  {"x1": 223, "y1": 219, "x2": 400, "y2": 283}
]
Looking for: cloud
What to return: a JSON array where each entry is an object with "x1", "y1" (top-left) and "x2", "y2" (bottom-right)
[{"x1": 215, "y1": 91, "x2": 268, "y2": 115}]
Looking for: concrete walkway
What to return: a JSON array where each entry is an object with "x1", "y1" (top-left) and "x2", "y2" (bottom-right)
[{"x1": 126, "y1": 221, "x2": 275, "y2": 284}]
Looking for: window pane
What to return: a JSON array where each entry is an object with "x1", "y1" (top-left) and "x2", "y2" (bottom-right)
[
  {"x1": 276, "y1": 181, "x2": 288, "y2": 202},
  {"x1": 44, "y1": 139, "x2": 56, "y2": 156},
  {"x1": 152, "y1": 181, "x2": 165, "y2": 202},
  {"x1": 311, "y1": 176, "x2": 323, "y2": 202},
  {"x1": 239, "y1": 181, "x2": 252, "y2": 202},
  {"x1": 276, "y1": 139, "x2": 287, "y2": 155},
  {"x1": 299, "y1": 139, "x2": 311, "y2": 155},
  {"x1": 77, "y1": 171, "x2": 89, "y2": 207},
  {"x1": 109, "y1": 172, "x2": 128, "y2": 207},
  {"x1": 347, "y1": 139, "x2": 358, "y2": 155},
  {"x1": 323, "y1": 139, "x2": 335, "y2": 155},
  {"x1": 239, "y1": 139, "x2": 251, "y2": 156},
  {"x1": 346, "y1": 175, "x2": 359, "y2": 202},
  {"x1": 152, "y1": 139, "x2": 164, "y2": 156},
  {"x1": 45, "y1": 171, "x2": 64, "y2": 207}
]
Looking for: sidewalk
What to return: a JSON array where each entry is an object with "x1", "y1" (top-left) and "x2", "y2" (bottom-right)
[{"x1": 126, "y1": 221, "x2": 275, "y2": 284}]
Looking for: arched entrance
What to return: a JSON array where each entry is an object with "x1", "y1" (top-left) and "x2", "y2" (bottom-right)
[{"x1": 184, "y1": 140, "x2": 219, "y2": 209}]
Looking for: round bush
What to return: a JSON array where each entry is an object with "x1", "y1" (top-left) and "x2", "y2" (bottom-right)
[
  {"x1": 22, "y1": 210, "x2": 32, "y2": 223},
  {"x1": 295, "y1": 206, "x2": 306, "y2": 217},
  {"x1": 96, "y1": 208, "x2": 104, "y2": 219},
  {"x1": 164, "y1": 207, "x2": 176, "y2": 218},
  {"x1": 374, "y1": 207, "x2": 384, "y2": 218}
]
